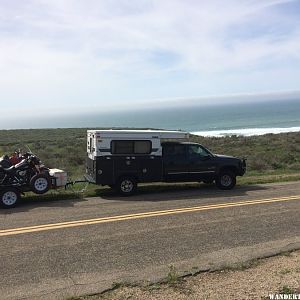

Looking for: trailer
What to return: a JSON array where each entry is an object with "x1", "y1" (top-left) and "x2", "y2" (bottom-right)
[{"x1": 0, "y1": 166, "x2": 67, "y2": 208}]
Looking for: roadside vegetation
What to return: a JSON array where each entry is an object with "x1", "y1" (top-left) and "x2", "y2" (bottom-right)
[
  {"x1": 66, "y1": 249, "x2": 300, "y2": 300},
  {"x1": 0, "y1": 128, "x2": 299, "y2": 196}
]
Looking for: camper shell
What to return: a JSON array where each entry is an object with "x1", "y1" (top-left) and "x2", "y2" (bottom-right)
[
  {"x1": 86, "y1": 130, "x2": 189, "y2": 186},
  {"x1": 85, "y1": 129, "x2": 246, "y2": 195}
]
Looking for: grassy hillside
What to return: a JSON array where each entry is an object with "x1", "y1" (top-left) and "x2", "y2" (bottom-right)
[{"x1": 0, "y1": 128, "x2": 300, "y2": 182}]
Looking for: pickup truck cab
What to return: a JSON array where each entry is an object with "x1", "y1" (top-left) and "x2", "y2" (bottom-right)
[
  {"x1": 162, "y1": 142, "x2": 245, "y2": 190},
  {"x1": 85, "y1": 130, "x2": 246, "y2": 195}
]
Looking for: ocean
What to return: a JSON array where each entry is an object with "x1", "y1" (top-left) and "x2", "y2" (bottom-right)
[{"x1": 3, "y1": 99, "x2": 300, "y2": 137}]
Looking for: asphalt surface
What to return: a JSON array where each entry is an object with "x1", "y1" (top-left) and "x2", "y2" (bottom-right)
[{"x1": 1, "y1": 181, "x2": 300, "y2": 300}]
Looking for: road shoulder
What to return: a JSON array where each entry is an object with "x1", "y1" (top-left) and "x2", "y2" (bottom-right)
[{"x1": 77, "y1": 249, "x2": 300, "y2": 300}]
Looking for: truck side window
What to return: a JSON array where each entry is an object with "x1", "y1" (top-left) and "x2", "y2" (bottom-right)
[{"x1": 188, "y1": 145, "x2": 210, "y2": 158}]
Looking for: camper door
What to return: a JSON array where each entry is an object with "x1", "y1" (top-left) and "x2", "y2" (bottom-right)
[{"x1": 87, "y1": 134, "x2": 96, "y2": 158}]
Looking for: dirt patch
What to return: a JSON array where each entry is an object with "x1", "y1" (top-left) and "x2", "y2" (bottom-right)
[{"x1": 80, "y1": 250, "x2": 300, "y2": 300}]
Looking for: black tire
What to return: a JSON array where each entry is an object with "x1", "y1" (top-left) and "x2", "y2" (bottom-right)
[
  {"x1": 0, "y1": 188, "x2": 21, "y2": 208},
  {"x1": 30, "y1": 173, "x2": 50, "y2": 194},
  {"x1": 116, "y1": 177, "x2": 137, "y2": 196},
  {"x1": 216, "y1": 171, "x2": 236, "y2": 190}
]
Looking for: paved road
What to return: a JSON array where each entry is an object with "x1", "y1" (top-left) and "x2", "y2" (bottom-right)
[{"x1": 1, "y1": 182, "x2": 300, "y2": 299}]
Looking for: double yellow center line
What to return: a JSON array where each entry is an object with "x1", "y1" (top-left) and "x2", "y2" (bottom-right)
[{"x1": 1, "y1": 195, "x2": 299, "y2": 237}]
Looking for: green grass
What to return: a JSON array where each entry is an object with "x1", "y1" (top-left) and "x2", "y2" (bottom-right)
[
  {"x1": 279, "y1": 285, "x2": 296, "y2": 294},
  {"x1": 166, "y1": 265, "x2": 180, "y2": 285}
]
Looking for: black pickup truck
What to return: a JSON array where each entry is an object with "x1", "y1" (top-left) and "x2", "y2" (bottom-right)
[{"x1": 86, "y1": 139, "x2": 246, "y2": 196}]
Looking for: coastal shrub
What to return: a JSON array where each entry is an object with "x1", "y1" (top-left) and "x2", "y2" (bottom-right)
[
  {"x1": 248, "y1": 157, "x2": 270, "y2": 171},
  {"x1": 271, "y1": 161, "x2": 284, "y2": 170},
  {"x1": 288, "y1": 162, "x2": 300, "y2": 171}
]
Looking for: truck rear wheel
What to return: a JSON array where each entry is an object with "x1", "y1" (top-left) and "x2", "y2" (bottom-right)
[
  {"x1": 216, "y1": 171, "x2": 236, "y2": 190},
  {"x1": 117, "y1": 177, "x2": 137, "y2": 196},
  {"x1": 0, "y1": 188, "x2": 21, "y2": 208}
]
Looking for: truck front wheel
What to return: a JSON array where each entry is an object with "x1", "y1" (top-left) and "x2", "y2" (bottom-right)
[
  {"x1": 117, "y1": 177, "x2": 137, "y2": 196},
  {"x1": 216, "y1": 171, "x2": 236, "y2": 190}
]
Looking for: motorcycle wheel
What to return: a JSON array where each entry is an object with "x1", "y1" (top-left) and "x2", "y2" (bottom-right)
[
  {"x1": 30, "y1": 173, "x2": 50, "y2": 194},
  {"x1": 0, "y1": 188, "x2": 21, "y2": 209}
]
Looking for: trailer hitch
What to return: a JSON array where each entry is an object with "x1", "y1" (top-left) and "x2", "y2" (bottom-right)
[{"x1": 65, "y1": 180, "x2": 90, "y2": 193}]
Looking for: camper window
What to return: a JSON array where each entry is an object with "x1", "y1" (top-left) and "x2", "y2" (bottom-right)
[
  {"x1": 111, "y1": 140, "x2": 151, "y2": 154},
  {"x1": 112, "y1": 141, "x2": 132, "y2": 154},
  {"x1": 134, "y1": 141, "x2": 151, "y2": 154}
]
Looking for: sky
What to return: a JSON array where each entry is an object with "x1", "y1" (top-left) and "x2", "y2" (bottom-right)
[{"x1": 1, "y1": 0, "x2": 300, "y2": 119}]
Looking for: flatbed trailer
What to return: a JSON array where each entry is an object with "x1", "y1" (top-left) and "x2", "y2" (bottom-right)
[{"x1": 0, "y1": 169, "x2": 66, "y2": 208}]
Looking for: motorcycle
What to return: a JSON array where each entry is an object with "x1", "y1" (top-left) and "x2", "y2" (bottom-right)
[{"x1": 0, "y1": 152, "x2": 51, "y2": 195}]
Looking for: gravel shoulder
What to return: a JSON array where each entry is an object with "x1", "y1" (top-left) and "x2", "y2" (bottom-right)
[{"x1": 80, "y1": 250, "x2": 300, "y2": 300}]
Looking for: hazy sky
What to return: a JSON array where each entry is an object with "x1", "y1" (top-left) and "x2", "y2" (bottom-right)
[{"x1": 1, "y1": 0, "x2": 300, "y2": 117}]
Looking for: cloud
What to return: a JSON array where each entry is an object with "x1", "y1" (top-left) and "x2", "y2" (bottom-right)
[{"x1": 0, "y1": 0, "x2": 299, "y2": 112}]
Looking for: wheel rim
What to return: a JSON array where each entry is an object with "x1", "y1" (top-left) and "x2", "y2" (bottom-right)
[
  {"x1": 34, "y1": 177, "x2": 48, "y2": 192},
  {"x1": 2, "y1": 191, "x2": 18, "y2": 206},
  {"x1": 120, "y1": 180, "x2": 133, "y2": 193},
  {"x1": 220, "y1": 175, "x2": 232, "y2": 187}
]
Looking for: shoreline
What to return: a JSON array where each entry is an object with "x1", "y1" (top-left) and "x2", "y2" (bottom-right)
[{"x1": 192, "y1": 126, "x2": 300, "y2": 137}]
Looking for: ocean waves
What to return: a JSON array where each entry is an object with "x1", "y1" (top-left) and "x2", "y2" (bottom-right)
[{"x1": 192, "y1": 127, "x2": 300, "y2": 137}]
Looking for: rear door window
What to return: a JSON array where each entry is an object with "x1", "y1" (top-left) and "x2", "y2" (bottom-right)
[{"x1": 164, "y1": 144, "x2": 185, "y2": 157}]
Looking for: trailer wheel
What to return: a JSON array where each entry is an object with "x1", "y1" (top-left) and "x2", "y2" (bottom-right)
[
  {"x1": 30, "y1": 174, "x2": 50, "y2": 194},
  {"x1": 117, "y1": 177, "x2": 137, "y2": 196},
  {"x1": 0, "y1": 188, "x2": 21, "y2": 209},
  {"x1": 216, "y1": 171, "x2": 236, "y2": 190}
]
